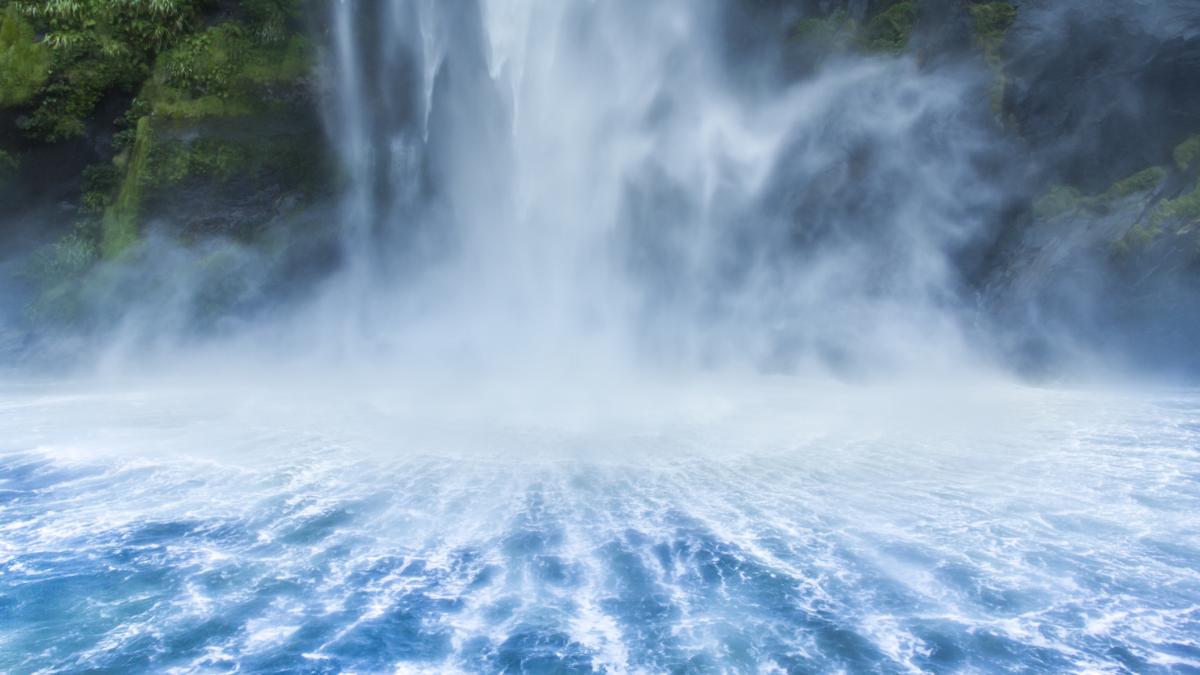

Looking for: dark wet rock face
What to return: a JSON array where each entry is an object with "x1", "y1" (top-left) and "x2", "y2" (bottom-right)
[{"x1": 1004, "y1": 2, "x2": 1200, "y2": 192}]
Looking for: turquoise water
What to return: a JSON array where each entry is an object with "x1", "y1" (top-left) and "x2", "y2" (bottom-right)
[{"x1": 0, "y1": 380, "x2": 1198, "y2": 672}]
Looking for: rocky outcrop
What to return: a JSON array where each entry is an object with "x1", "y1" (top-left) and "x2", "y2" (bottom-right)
[{"x1": 0, "y1": 0, "x2": 336, "y2": 333}]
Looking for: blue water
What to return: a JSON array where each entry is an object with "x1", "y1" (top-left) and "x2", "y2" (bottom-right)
[{"x1": 1, "y1": 381, "x2": 1198, "y2": 672}]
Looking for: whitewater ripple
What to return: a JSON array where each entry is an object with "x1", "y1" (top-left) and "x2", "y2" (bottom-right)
[{"x1": 0, "y1": 382, "x2": 1198, "y2": 672}]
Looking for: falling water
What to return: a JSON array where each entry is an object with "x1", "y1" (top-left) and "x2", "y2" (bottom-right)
[{"x1": 314, "y1": 0, "x2": 1003, "y2": 374}]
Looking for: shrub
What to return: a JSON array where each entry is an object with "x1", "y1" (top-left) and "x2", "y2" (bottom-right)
[{"x1": 9, "y1": 0, "x2": 201, "y2": 140}]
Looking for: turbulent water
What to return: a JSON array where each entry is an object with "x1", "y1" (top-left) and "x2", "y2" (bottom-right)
[{"x1": 1, "y1": 378, "x2": 1199, "y2": 672}]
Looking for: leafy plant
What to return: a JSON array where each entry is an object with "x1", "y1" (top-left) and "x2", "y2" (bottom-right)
[
  {"x1": 0, "y1": 4, "x2": 50, "y2": 107},
  {"x1": 9, "y1": 0, "x2": 202, "y2": 140},
  {"x1": 23, "y1": 232, "x2": 99, "y2": 326},
  {"x1": 160, "y1": 23, "x2": 249, "y2": 97}
]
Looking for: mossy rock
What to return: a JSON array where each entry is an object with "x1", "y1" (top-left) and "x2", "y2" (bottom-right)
[
  {"x1": 98, "y1": 111, "x2": 331, "y2": 255},
  {"x1": 969, "y1": 2, "x2": 1017, "y2": 61},
  {"x1": 789, "y1": 11, "x2": 857, "y2": 53},
  {"x1": 150, "y1": 23, "x2": 313, "y2": 121},
  {"x1": 102, "y1": 116, "x2": 154, "y2": 257},
  {"x1": 1033, "y1": 184, "x2": 1085, "y2": 219},
  {"x1": 1101, "y1": 166, "x2": 1166, "y2": 201},
  {"x1": 1035, "y1": 166, "x2": 1166, "y2": 220},
  {"x1": 968, "y1": 2, "x2": 1017, "y2": 115},
  {"x1": 1112, "y1": 223, "x2": 1162, "y2": 257},
  {"x1": 0, "y1": 5, "x2": 50, "y2": 108},
  {"x1": 1174, "y1": 134, "x2": 1200, "y2": 172},
  {"x1": 90, "y1": 15, "x2": 321, "y2": 257},
  {"x1": 1151, "y1": 177, "x2": 1200, "y2": 227},
  {"x1": 862, "y1": 2, "x2": 917, "y2": 54}
]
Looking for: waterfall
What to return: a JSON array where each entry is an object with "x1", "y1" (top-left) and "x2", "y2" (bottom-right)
[{"x1": 319, "y1": 0, "x2": 1006, "y2": 374}]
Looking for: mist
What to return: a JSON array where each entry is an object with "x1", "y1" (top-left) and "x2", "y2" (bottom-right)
[
  {"x1": 9, "y1": 1, "x2": 998, "y2": 380},
  {"x1": 0, "y1": 0, "x2": 1194, "y2": 385}
]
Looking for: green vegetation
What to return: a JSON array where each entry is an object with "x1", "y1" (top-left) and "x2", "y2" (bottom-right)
[
  {"x1": 0, "y1": 5, "x2": 50, "y2": 107},
  {"x1": 0, "y1": 0, "x2": 320, "y2": 271},
  {"x1": 242, "y1": 0, "x2": 304, "y2": 45},
  {"x1": 150, "y1": 24, "x2": 312, "y2": 120},
  {"x1": 1033, "y1": 185, "x2": 1084, "y2": 219},
  {"x1": 1151, "y1": 178, "x2": 1200, "y2": 227},
  {"x1": 103, "y1": 116, "x2": 154, "y2": 257},
  {"x1": 1174, "y1": 134, "x2": 1200, "y2": 172},
  {"x1": 23, "y1": 233, "x2": 98, "y2": 325},
  {"x1": 5, "y1": 0, "x2": 203, "y2": 139},
  {"x1": 862, "y1": 2, "x2": 917, "y2": 53},
  {"x1": 1112, "y1": 223, "x2": 1161, "y2": 257},
  {"x1": 789, "y1": 10, "x2": 856, "y2": 52},
  {"x1": 1101, "y1": 166, "x2": 1166, "y2": 201},
  {"x1": 1035, "y1": 167, "x2": 1166, "y2": 221},
  {"x1": 968, "y1": 2, "x2": 1017, "y2": 116},
  {"x1": 969, "y1": 2, "x2": 1017, "y2": 62},
  {"x1": 788, "y1": 2, "x2": 918, "y2": 56},
  {"x1": 1, "y1": 0, "x2": 307, "y2": 139},
  {"x1": 79, "y1": 162, "x2": 119, "y2": 217},
  {"x1": 98, "y1": 116, "x2": 326, "y2": 254}
]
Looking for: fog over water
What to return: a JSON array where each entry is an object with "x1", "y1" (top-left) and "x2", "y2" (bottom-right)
[{"x1": 2, "y1": 1, "x2": 1200, "y2": 672}]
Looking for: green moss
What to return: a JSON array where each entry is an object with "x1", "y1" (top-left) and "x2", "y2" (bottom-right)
[
  {"x1": 1036, "y1": 167, "x2": 1165, "y2": 221},
  {"x1": 241, "y1": 34, "x2": 311, "y2": 84},
  {"x1": 160, "y1": 23, "x2": 250, "y2": 97},
  {"x1": 862, "y1": 2, "x2": 917, "y2": 54},
  {"x1": 968, "y1": 3, "x2": 1016, "y2": 115},
  {"x1": 102, "y1": 116, "x2": 153, "y2": 257},
  {"x1": 789, "y1": 11, "x2": 856, "y2": 51},
  {"x1": 1151, "y1": 177, "x2": 1200, "y2": 227},
  {"x1": 150, "y1": 25, "x2": 312, "y2": 120},
  {"x1": 148, "y1": 85, "x2": 257, "y2": 120},
  {"x1": 79, "y1": 162, "x2": 118, "y2": 215},
  {"x1": 969, "y1": 2, "x2": 1017, "y2": 60},
  {"x1": 0, "y1": 5, "x2": 49, "y2": 107},
  {"x1": 4, "y1": 1, "x2": 313, "y2": 136},
  {"x1": 1101, "y1": 166, "x2": 1166, "y2": 201},
  {"x1": 1173, "y1": 134, "x2": 1200, "y2": 172},
  {"x1": 1113, "y1": 223, "x2": 1161, "y2": 257},
  {"x1": 1033, "y1": 184, "x2": 1084, "y2": 218},
  {"x1": 152, "y1": 138, "x2": 253, "y2": 185},
  {"x1": 243, "y1": 0, "x2": 305, "y2": 45}
]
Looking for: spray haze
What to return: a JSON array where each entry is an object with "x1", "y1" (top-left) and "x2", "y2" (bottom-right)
[
  {"x1": 0, "y1": 0, "x2": 1191, "y2": 383},
  {"x1": 284, "y1": 0, "x2": 1011, "y2": 380}
]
